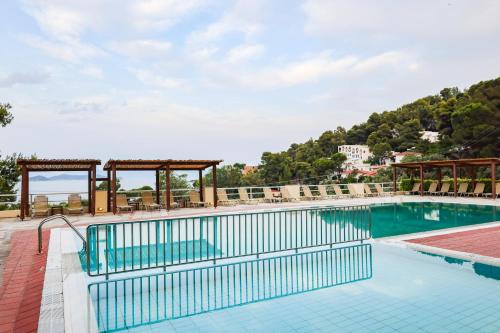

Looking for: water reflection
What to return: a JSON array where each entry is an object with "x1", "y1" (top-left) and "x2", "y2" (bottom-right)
[{"x1": 89, "y1": 244, "x2": 372, "y2": 332}]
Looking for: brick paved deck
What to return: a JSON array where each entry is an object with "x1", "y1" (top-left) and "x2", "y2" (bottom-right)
[
  {"x1": 0, "y1": 230, "x2": 49, "y2": 333},
  {"x1": 406, "y1": 226, "x2": 500, "y2": 259}
]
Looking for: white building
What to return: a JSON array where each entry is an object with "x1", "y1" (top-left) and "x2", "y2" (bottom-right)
[
  {"x1": 338, "y1": 145, "x2": 372, "y2": 162},
  {"x1": 420, "y1": 131, "x2": 439, "y2": 143}
]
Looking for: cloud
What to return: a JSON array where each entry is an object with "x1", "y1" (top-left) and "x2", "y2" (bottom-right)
[
  {"x1": 80, "y1": 65, "x2": 104, "y2": 79},
  {"x1": 188, "y1": 0, "x2": 265, "y2": 45},
  {"x1": 226, "y1": 44, "x2": 264, "y2": 63},
  {"x1": 0, "y1": 71, "x2": 50, "y2": 88},
  {"x1": 129, "y1": 68, "x2": 183, "y2": 89},
  {"x1": 109, "y1": 39, "x2": 171, "y2": 58}
]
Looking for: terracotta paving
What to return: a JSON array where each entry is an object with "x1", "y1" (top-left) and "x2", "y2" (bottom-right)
[
  {"x1": 0, "y1": 230, "x2": 49, "y2": 333},
  {"x1": 406, "y1": 226, "x2": 500, "y2": 259}
]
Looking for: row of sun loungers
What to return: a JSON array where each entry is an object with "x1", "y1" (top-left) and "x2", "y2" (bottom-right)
[{"x1": 408, "y1": 182, "x2": 499, "y2": 197}]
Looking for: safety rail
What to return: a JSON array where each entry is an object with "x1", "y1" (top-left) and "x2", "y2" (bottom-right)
[
  {"x1": 38, "y1": 214, "x2": 87, "y2": 253},
  {"x1": 89, "y1": 244, "x2": 372, "y2": 332},
  {"x1": 85, "y1": 205, "x2": 371, "y2": 276}
]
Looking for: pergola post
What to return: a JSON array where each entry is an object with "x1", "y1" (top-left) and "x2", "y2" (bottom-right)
[
  {"x1": 492, "y1": 162, "x2": 497, "y2": 199},
  {"x1": 392, "y1": 166, "x2": 397, "y2": 193},
  {"x1": 212, "y1": 164, "x2": 218, "y2": 208},
  {"x1": 199, "y1": 170, "x2": 204, "y2": 202},
  {"x1": 155, "y1": 169, "x2": 160, "y2": 204},
  {"x1": 112, "y1": 163, "x2": 117, "y2": 214},
  {"x1": 20, "y1": 165, "x2": 27, "y2": 220},
  {"x1": 88, "y1": 170, "x2": 92, "y2": 215},
  {"x1": 437, "y1": 168, "x2": 442, "y2": 187},
  {"x1": 106, "y1": 170, "x2": 111, "y2": 212},
  {"x1": 165, "y1": 164, "x2": 171, "y2": 211},
  {"x1": 419, "y1": 164, "x2": 424, "y2": 196},
  {"x1": 91, "y1": 164, "x2": 97, "y2": 215},
  {"x1": 452, "y1": 162, "x2": 457, "y2": 197}
]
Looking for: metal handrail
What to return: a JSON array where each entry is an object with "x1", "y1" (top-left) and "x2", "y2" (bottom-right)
[{"x1": 38, "y1": 214, "x2": 87, "y2": 253}]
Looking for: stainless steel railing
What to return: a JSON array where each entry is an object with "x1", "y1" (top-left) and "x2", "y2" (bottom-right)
[
  {"x1": 85, "y1": 205, "x2": 371, "y2": 276},
  {"x1": 38, "y1": 214, "x2": 87, "y2": 253}
]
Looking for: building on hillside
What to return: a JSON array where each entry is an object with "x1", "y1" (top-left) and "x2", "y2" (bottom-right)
[
  {"x1": 420, "y1": 131, "x2": 439, "y2": 143},
  {"x1": 343, "y1": 162, "x2": 371, "y2": 172},
  {"x1": 242, "y1": 165, "x2": 258, "y2": 175},
  {"x1": 392, "y1": 151, "x2": 422, "y2": 164},
  {"x1": 338, "y1": 145, "x2": 372, "y2": 162},
  {"x1": 341, "y1": 169, "x2": 377, "y2": 179}
]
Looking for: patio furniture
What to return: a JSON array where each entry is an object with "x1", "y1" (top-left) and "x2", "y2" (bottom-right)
[
  {"x1": 301, "y1": 185, "x2": 320, "y2": 200},
  {"x1": 67, "y1": 194, "x2": 84, "y2": 215},
  {"x1": 363, "y1": 184, "x2": 376, "y2": 197},
  {"x1": 141, "y1": 192, "x2": 161, "y2": 211},
  {"x1": 217, "y1": 188, "x2": 238, "y2": 206},
  {"x1": 238, "y1": 188, "x2": 260, "y2": 204},
  {"x1": 484, "y1": 183, "x2": 500, "y2": 198},
  {"x1": 375, "y1": 183, "x2": 392, "y2": 196},
  {"x1": 263, "y1": 188, "x2": 282, "y2": 203},
  {"x1": 457, "y1": 183, "x2": 469, "y2": 196},
  {"x1": 116, "y1": 194, "x2": 133, "y2": 213},
  {"x1": 467, "y1": 183, "x2": 485, "y2": 197},
  {"x1": 347, "y1": 184, "x2": 364, "y2": 198},
  {"x1": 436, "y1": 183, "x2": 450, "y2": 196},
  {"x1": 189, "y1": 190, "x2": 207, "y2": 207},
  {"x1": 425, "y1": 182, "x2": 438, "y2": 195},
  {"x1": 162, "y1": 192, "x2": 179, "y2": 209},
  {"x1": 317, "y1": 185, "x2": 335, "y2": 199},
  {"x1": 409, "y1": 182, "x2": 421, "y2": 195},
  {"x1": 281, "y1": 185, "x2": 301, "y2": 202},
  {"x1": 333, "y1": 185, "x2": 348, "y2": 198},
  {"x1": 32, "y1": 195, "x2": 50, "y2": 218},
  {"x1": 51, "y1": 205, "x2": 63, "y2": 215}
]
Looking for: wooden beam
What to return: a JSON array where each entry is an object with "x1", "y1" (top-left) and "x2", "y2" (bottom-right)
[
  {"x1": 165, "y1": 165, "x2": 171, "y2": 211},
  {"x1": 212, "y1": 164, "x2": 218, "y2": 208},
  {"x1": 112, "y1": 163, "x2": 117, "y2": 214},
  {"x1": 155, "y1": 169, "x2": 160, "y2": 204},
  {"x1": 492, "y1": 162, "x2": 497, "y2": 199},
  {"x1": 88, "y1": 170, "x2": 92, "y2": 214},
  {"x1": 91, "y1": 164, "x2": 97, "y2": 215},
  {"x1": 392, "y1": 166, "x2": 397, "y2": 193},
  {"x1": 419, "y1": 164, "x2": 424, "y2": 196},
  {"x1": 20, "y1": 165, "x2": 27, "y2": 220},
  {"x1": 437, "y1": 168, "x2": 442, "y2": 187},
  {"x1": 106, "y1": 170, "x2": 111, "y2": 212},
  {"x1": 453, "y1": 162, "x2": 457, "y2": 197},
  {"x1": 199, "y1": 170, "x2": 204, "y2": 202}
]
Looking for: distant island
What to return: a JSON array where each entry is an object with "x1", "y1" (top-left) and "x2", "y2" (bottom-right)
[{"x1": 30, "y1": 173, "x2": 106, "y2": 181}]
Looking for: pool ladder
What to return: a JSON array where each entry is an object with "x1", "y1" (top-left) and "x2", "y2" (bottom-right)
[{"x1": 38, "y1": 214, "x2": 87, "y2": 254}]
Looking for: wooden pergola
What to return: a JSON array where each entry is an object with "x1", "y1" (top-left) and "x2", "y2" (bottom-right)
[
  {"x1": 103, "y1": 159, "x2": 222, "y2": 214},
  {"x1": 392, "y1": 157, "x2": 499, "y2": 198},
  {"x1": 17, "y1": 159, "x2": 101, "y2": 220}
]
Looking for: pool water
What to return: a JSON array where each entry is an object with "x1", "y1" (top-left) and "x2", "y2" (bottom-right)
[
  {"x1": 368, "y1": 202, "x2": 499, "y2": 238},
  {"x1": 89, "y1": 243, "x2": 500, "y2": 333}
]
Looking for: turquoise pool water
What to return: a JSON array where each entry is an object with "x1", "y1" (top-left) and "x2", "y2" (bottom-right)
[
  {"x1": 368, "y1": 202, "x2": 499, "y2": 238},
  {"x1": 89, "y1": 243, "x2": 500, "y2": 332}
]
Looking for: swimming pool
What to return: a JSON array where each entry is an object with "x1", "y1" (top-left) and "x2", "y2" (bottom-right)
[{"x1": 79, "y1": 202, "x2": 500, "y2": 332}]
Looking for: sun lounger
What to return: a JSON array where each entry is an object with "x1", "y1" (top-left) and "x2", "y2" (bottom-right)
[
  {"x1": 263, "y1": 187, "x2": 283, "y2": 203},
  {"x1": 116, "y1": 194, "x2": 133, "y2": 213},
  {"x1": 67, "y1": 194, "x2": 83, "y2": 215},
  {"x1": 301, "y1": 185, "x2": 320, "y2": 200},
  {"x1": 317, "y1": 185, "x2": 335, "y2": 199},
  {"x1": 425, "y1": 182, "x2": 438, "y2": 195},
  {"x1": 457, "y1": 183, "x2": 468, "y2": 196},
  {"x1": 162, "y1": 191, "x2": 179, "y2": 209},
  {"x1": 467, "y1": 183, "x2": 485, "y2": 197},
  {"x1": 238, "y1": 187, "x2": 260, "y2": 204},
  {"x1": 409, "y1": 182, "x2": 421, "y2": 195},
  {"x1": 333, "y1": 185, "x2": 349, "y2": 198},
  {"x1": 484, "y1": 183, "x2": 500, "y2": 198},
  {"x1": 281, "y1": 185, "x2": 301, "y2": 202},
  {"x1": 375, "y1": 183, "x2": 392, "y2": 196},
  {"x1": 437, "y1": 183, "x2": 450, "y2": 196},
  {"x1": 141, "y1": 191, "x2": 161, "y2": 211},
  {"x1": 189, "y1": 190, "x2": 207, "y2": 207},
  {"x1": 32, "y1": 195, "x2": 50, "y2": 218},
  {"x1": 217, "y1": 188, "x2": 238, "y2": 206},
  {"x1": 363, "y1": 184, "x2": 376, "y2": 197},
  {"x1": 348, "y1": 184, "x2": 364, "y2": 197}
]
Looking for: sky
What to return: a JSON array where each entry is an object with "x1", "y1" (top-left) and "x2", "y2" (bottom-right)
[{"x1": 1, "y1": 0, "x2": 500, "y2": 167}]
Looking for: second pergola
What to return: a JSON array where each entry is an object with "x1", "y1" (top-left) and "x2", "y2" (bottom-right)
[{"x1": 103, "y1": 159, "x2": 222, "y2": 214}]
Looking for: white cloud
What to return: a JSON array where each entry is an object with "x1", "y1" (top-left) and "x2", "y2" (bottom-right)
[
  {"x1": 0, "y1": 71, "x2": 50, "y2": 88},
  {"x1": 131, "y1": 0, "x2": 204, "y2": 31},
  {"x1": 226, "y1": 44, "x2": 264, "y2": 63},
  {"x1": 80, "y1": 65, "x2": 104, "y2": 79},
  {"x1": 129, "y1": 68, "x2": 182, "y2": 89},
  {"x1": 109, "y1": 39, "x2": 171, "y2": 58}
]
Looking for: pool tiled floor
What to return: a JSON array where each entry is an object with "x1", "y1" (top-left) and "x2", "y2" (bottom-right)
[{"x1": 406, "y1": 226, "x2": 500, "y2": 259}]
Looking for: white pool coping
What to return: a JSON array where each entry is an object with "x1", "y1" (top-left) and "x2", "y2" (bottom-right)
[{"x1": 37, "y1": 196, "x2": 500, "y2": 332}]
